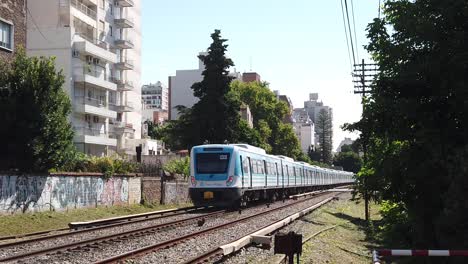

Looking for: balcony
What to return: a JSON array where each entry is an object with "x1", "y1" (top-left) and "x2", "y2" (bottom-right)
[
  {"x1": 74, "y1": 35, "x2": 118, "y2": 63},
  {"x1": 74, "y1": 127, "x2": 117, "y2": 146},
  {"x1": 74, "y1": 96, "x2": 117, "y2": 119},
  {"x1": 111, "y1": 101, "x2": 135, "y2": 112},
  {"x1": 74, "y1": 66, "x2": 117, "y2": 91},
  {"x1": 110, "y1": 121, "x2": 135, "y2": 134},
  {"x1": 110, "y1": 77, "x2": 134, "y2": 91},
  {"x1": 114, "y1": 16, "x2": 134, "y2": 28},
  {"x1": 114, "y1": 59, "x2": 134, "y2": 70},
  {"x1": 70, "y1": 0, "x2": 97, "y2": 19},
  {"x1": 116, "y1": 0, "x2": 134, "y2": 7},
  {"x1": 114, "y1": 37, "x2": 134, "y2": 49}
]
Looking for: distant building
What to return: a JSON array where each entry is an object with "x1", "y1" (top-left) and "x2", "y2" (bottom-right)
[
  {"x1": 302, "y1": 93, "x2": 333, "y2": 144},
  {"x1": 142, "y1": 81, "x2": 169, "y2": 124},
  {"x1": 337, "y1": 137, "x2": 354, "y2": 152},
  {"x1": 168, "y1": 52, "x2": 206, "y2": 120},
  {"x1": 240, "y1": 104, "x2": 254, "y2": 128},
  {"x1": 292, "y1": 109, "x2": 315, "y2": 153},
  {"x1": 274, "y1": 90, "x2": 294, "y2": 124},
  {"x1": 0, "y1": 0, "x2": 26, "y2": 61},
  {"x1": 242, "y1": 72, "x2": 261, "y2": 83},
  {"x1": 169, "y1": 52, "x2": 240, "y2": 120}
]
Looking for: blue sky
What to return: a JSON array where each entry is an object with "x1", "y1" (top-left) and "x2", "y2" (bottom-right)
[{"x1": 141, "y1": 0, "x2": 380, "y2": 150}]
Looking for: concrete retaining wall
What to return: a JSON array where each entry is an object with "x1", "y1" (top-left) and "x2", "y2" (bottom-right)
[
  {"x1": 0, "y1": 173, "x2": 141, "y2": 214},
  {"x1": 141, "y1": 177, "x2": 189, "y2": 205}
]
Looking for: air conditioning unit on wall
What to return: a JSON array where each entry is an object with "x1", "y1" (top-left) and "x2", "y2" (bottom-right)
[
  {"x1": 72, "y1": 50, "x2": 80, "y2": 58},
  {"x1": 93, "y1": 58, "x2": 100, "y2": 65}
]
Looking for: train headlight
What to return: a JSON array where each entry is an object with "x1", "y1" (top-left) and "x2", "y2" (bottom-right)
[
  {"x1": 226, "y1": 176, "x2": 235, "y2": 186},
  {"x1": 191, "y1": 176, "x2": 196, "y2": 186}
]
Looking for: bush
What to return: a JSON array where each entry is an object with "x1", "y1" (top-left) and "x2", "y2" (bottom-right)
[
  {"x1": 53, "y1": 152, "x2": 138, "y2": 178},
  {"x1": 163, "y1": 157, "x2": 190, "y2": 179}
]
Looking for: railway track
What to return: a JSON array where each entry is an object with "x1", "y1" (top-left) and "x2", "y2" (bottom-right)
[
  {"x1": 93, "y1": 191, "x2": 335, "y2": 264},
  {"x1": 0, "y1": 208, "x2": 223, "y2": 262}
]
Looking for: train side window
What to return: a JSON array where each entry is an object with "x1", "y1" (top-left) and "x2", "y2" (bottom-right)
[{"x1": 243, "y1": 157, "x2": 250, "y2": 174}]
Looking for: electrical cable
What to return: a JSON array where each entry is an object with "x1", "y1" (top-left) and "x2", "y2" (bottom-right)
[
  {"x1": 27, "y1": 5, "x2": 51, "y2": 43},
  {"x1": 344, "y1": 0, "x2": 356, "y2": 66},
  {"x1": 350, "y1": 0, "x2": 359, "y2": 63},
  {"x1": 340, "y1": 0, "x2": 353, "y2": 73}
]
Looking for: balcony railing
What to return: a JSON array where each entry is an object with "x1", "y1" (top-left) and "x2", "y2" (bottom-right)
[
  {"x1": 75, "y1": 66, "x2": 108, "y2": 80},
  {"x1": 75, "y1": 96, "x2": 107, "y2": 107},
  {"x1": 110, "y1": 77, "x2": 134, "y2": 90},
  {"x1": 70, "y1": 0, "x2": 97, "y2": 19},
  {"x1": 75, "y1": 32, "x2": 111, "y2": 51},
  {"x1": 74, "y1": 126, "x2": 115, "y2": 138}
]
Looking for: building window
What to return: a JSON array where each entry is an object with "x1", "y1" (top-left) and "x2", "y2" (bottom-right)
[
  {"x1": 100, "y1": 0, "x2": 106, "y2": 9},
  {"x1": 0, "y1": 20, "x2": 13, "y2": 51},
  {"x1": 109, "y1": 25, "x2": 113, "y2": 36}
]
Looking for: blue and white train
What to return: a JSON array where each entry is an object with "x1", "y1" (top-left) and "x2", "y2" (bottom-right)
[{"x1": 189, "y1": 144, "x2": 354, "y2": 206}]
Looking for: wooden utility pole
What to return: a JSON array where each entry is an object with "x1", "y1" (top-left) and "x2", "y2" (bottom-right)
[{"x1": 353, "y1": 59, "x2": 378, "y2": 221}]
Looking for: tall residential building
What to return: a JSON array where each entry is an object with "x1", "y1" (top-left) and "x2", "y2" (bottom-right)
[
  {"x1": 302, "y1": 93, "x2": 333, "y2": 146},
  {"x1": 169, "y1": 52, "x2": 240, "y2": 120},
  {"x1": 0, "y1": 0, "x2": 26, "y2": 61},
  {"x1": 292, "y1": 108, "x2": 315, "y2": 153},
  {"x1": 26, "y1": 0, "x2": 142, "y2": 156},
  {"x1": 142, "y1": 81, "x2": 169, "y2": 124}
]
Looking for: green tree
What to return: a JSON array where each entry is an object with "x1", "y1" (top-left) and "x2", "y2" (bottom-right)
[
  {"x1": 187, "y1": 30, "x2": 241, "y2": 146},
  {"x1": 346, "y1": 0, "x2": 468, "y2": 248},
  {"x1": 316, "y1": 109, "x2": 333, "y2": 164},
  {"x1": 308, "y1": 146, "x2": 321, "y2": 162},
  {"x1": 231, "y1": 80, "x2": 305, "y2": 160},
  {"x1": 333, "y1": 151, "x2": 361, "y2": 173},
  {"x1": 0, "y1": 50, "x2": 75, "y2": 172}
]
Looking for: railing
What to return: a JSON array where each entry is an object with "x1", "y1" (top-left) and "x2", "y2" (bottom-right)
[
  {"x1": 115, "y1": 14, "x2": 134, "y2": 24},
  {"x1": 115, "y1": 37, "x2": 134, "y2": 45},
  {"x1": 76, "y1": 32, "x2": 109, "y2": 51},
  {"x1": 74, "y1": 126, "x2": 115, "y2": 138},
  {"x1": 75, "y1": 66, "x2": 107, "y2": 80},
  {"x1": 70, "y1": 0, "x2": 97, "y2": 19},
  {"x1": 75, "y1": 96, "x2": 107, "y2": 107},
  {"x1": 117, "y1": 59, "x2": 134, "y2": 67},
  {"x1": 109, "y1": 77, "x2": 134, "y2": 88}
]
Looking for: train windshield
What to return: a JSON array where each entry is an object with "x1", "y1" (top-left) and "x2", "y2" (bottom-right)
[{"x1": 196, "y1": 153, "x2": 231, "y2": 174}]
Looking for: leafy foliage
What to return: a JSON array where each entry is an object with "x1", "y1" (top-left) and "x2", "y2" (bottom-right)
[
  {"x1": 346, "y1": 0, "x2": 468, "y2": 248},
  {"x1": 333, "y1": 151, "x2": 361, "y2": 173},
  {"x1": 231, "y1": 80, "x2": 307, "y2": 161},
  {"x1": 0, "y1": 50, "x2": 75, "y2": 172},
  {"x1": 163, "y1": 157, "x2": 190, "y2": 179}
]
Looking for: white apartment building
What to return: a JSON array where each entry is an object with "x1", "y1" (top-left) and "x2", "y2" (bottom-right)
[
  {"x1": 27, "y1": 0, "x2": 142, "y2": 156},
  {"x1": 292, "y1": 108, "x2": 315, "y2": 153},
  {"x1": 141, "y1": 81, "x2": 169, "y2": 123}
]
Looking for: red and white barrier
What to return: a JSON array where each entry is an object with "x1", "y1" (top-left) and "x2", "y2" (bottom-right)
[{"x1": 373, "y1": 249, "x2": 468, "y2": 264}]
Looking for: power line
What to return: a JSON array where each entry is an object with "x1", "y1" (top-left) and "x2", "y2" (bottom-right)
[
  {"x1": 344, "y1": 0, "x2": 357, "y2": 66},
  {"x1": 350, "y1": 0, "x2": 359, "y2": 63},
  {"x1": 378, "y1": 0, "x2": 382, "y2": 19},
  {"x1": 340, "y1": 0, "x2": 353, "y2": 73}
]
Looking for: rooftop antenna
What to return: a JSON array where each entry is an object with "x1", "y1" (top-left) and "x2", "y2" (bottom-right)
[{"x1": 249, "y1": 56, "x2": 253, "y2": 72}]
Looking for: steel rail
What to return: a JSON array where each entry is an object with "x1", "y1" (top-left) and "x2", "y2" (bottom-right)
[
  {"x1": 93, "y1": 192, "x2": 334, "y2": 264},
  {"x1": 0, "y1": 206, "x2": 206, "y2": 248},
  {"x1": 0, "y1": 210, "x2": 224, "y2": 262}
]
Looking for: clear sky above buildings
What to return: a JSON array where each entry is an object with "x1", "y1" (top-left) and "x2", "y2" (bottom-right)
[{"x1": 141, "y1": 0, "x2": 381, "y2": 150}]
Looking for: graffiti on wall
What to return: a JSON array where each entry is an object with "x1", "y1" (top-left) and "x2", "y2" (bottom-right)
[{"x1": 0, "y1": 175, "x2": 131, "y2": 213}]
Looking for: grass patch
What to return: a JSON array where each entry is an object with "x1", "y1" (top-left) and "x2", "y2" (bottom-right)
[
  {"x1": 297, "y1": 195, "x2": 381, "y2": 263},
  {"x1": 0, "y1": 203, "x2": 192, "y2": 237}
]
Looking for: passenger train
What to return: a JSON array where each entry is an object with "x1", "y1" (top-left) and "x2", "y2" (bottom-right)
[{"x1": 189, "y1": 144, "x2": 354, "y2": 207}]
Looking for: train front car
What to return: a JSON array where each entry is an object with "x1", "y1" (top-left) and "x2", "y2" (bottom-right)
[{"x1": 189, "y1": 145, "x2": 241, "y2": 207}]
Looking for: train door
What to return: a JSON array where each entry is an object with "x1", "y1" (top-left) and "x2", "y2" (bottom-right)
[
  {"x1": 248, "y1": 157, "x2": 253, "y2": 188},
  {"x1": 275, "y1": 163, "x2": 279, "y2": 187},
  {"x1": 263, "y1": 160, "x2": 268, "y2": 188}
]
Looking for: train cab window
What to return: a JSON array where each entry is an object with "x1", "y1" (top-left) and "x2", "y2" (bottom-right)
[{"x1": 196, "y1": 153, "x2": 230, "y2": 174}]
